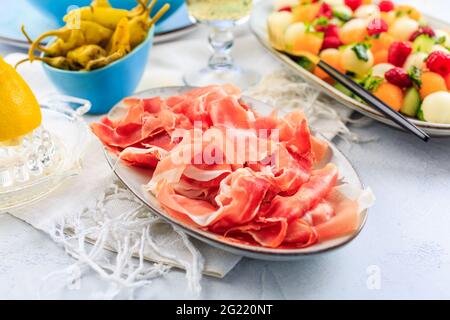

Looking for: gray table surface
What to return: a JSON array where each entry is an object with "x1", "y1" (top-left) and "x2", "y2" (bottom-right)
[{"x1": 1, "y1": 0, "x2": 449, "y2": 299}]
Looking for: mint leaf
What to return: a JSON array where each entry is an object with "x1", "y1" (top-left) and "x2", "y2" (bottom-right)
[
  {"x1": 314, "y1": 17, "x2": 329, "y2": 27},
  {"x1": 333, "y1": 10, "x2": 351, "y2": 21},
  {"x1": 352, "y1": 43, "x2": 370, "y2": 62},
  {"x1": 436, "y1": 35, "x2": 446, "y2": 45},
  {"x1": 408, "y1": 66, "x2": 422, "y2": 88},
  {"x1": 362, "y1": 75, "x2": 384, "y2": 92},
  {"x1": 296, "y1": 56, "x2": 315, "y2": 72}
]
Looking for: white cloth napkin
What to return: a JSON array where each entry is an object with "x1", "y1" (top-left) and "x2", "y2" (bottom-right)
[{"x1": 4, "y1": 29, "x2": 356, "y2": 295}]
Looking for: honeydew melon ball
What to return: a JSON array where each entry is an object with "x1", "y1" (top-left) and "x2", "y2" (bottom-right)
[
  {"x1": 268, "y1": 11, "x2": 293, "y2": 50},
  {"x1": 354, "y1": 4, "x2": 380, "y2": 19},
  {"x1": 403, "y1": 52, "x2": 428, "y2": 71},
  {"x1": 333, "y1": 4, "x2": 353, "y2": 18},
  {"x1": 431, "y1": 44, "x2": 449, "y2": 54},
  {"x1": 323, "y1": 0, "x2": 344, "y2": 6},
  {"x1": 422, "y1": 91, "x2": 450, "y2": 124},
  {"x1": 340, "y1": 45, "x2": 374, "y2": 75},
  {"x1": 435, "y1": 29, "x2": 450, "y2": 48},
  {"x1": 284, "y1": 22, "x2": 307, "y2": 48},
  {"x1": 371, "y1": 63, "x2": 395, "y2": 78},
  {"x1": 389, "y1": 17, "x2": 419, "y2": 41}
]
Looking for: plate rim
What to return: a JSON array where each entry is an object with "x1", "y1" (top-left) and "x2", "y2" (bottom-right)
[
  {"x1": 249, "y1": 1, "x2": 450, "y2": 136},
  {"x1": 102, "y1": 86, "x2": 369, "y2": 260}
]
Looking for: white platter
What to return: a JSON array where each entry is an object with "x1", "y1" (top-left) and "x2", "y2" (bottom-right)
[
  {"x1": 250, "y1": 0, "x2": 450, "y2": 137},
  {"x1": 102, "y1": 86, "x2": 369, "y2": 261}
]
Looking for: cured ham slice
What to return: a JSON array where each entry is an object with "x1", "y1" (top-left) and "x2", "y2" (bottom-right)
[
  {"x1": 91, "y1": 85, "x2": 362, "y2": 249},
  {"x1": 156, "y1": 168, "x2": 270, "y2": 229}
]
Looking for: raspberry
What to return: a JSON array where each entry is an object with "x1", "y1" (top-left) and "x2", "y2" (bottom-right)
[
  {"x1": 409, "y1": 26, "x2": 436, "y2": 41},
  {"x1": 367, "y1": 18, "x2": 389, "y2": 36},
  {"x1": 321, "y1": 36, "x2": 343, "y2": 50},
  {"x1": 316, "y1": 24, "x2": 339, "y2": 38},
  {"x1": 388, "y1": 41, "x2": 413, "y2": 67},
  {"x1": 317, "y1": 3, "x2": 333, "y2": 19},
  {"x1": 345, "y1": 0, "x2": 363, "y2": 11},
  {"x1": 385, "y1": 67, "x2": 413, "y2": 88},
  {"x1": 379, "y1": 0, "x2": 394, "y2": 12},
  {"x1": 426, "y1": 51, "x2": 450, "y2": 77},
  {"x1": 278, "y1": 6, "x2": 292, "y2": 13}
]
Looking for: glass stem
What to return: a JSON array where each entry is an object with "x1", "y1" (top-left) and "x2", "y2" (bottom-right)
[{"x1": 208, "y1": 23, "x2": 235, "y2": 70}]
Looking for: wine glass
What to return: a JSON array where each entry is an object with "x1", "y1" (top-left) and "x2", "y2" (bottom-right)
[{"x1": 184, "y1": 0, "x2": 259, "y2": 89}]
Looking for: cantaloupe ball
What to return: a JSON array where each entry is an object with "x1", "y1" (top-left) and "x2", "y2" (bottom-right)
[
  {"x1": 370, "y1": 32, "x2": 394, "y2": 53},
  {"x1": 380, "y1": 11, "x2": 396, "y2": 27},
  {"x1": 373, "y1": 49, "x2": 388, "y2": 64},
  {"x1": 435, "y1": 29, "x2": 450, "y2": 48},
  {"x1": 292, "y1": 3, "x2": 321, "y2": 23},
  {"x1": 431, "y1": 45, "x2": 449, "y2": 54},
  {"x1": 403, "y1": 52, "x2": 428, "y2": 71},
  {"x1": 339, "y1": 18, "x2": 368, "y2": 44},
  {"x1": 268, "y1": 11, "x2": 293, "y2": 50},
  {"x1": 396, "y1": 5, "x2": 421, "y2": 21},
  {"x1": 421, "y1": 91, "x2": 450, "y2": 124},
  {"x1": 284, "y1": 22, "x2": 307, "y2": 50},
  {"x1": 389, "y1": 17, "x2": 419, "y2": 41},
  {"x1": 446, "y1": 74, "x2": 450, "y2": 90},
  {"x1": 314, "y1": 49, "x2": 344, "y2": 79},
  {"x1": 373, "y1": 82, "x2": 404, "y2": 111},
  {"x1": 419, "y1": 72, "x2": 447, "y2": 99},
  {"x1": 354, "y1": 4, "x2": 380, "y2": 19},
  {"x1": 371, "y1": 63, "x2": 395, "y2": 78},
  {"x1": 340, "y1": 45, "x2": 374, "y2": 75}
]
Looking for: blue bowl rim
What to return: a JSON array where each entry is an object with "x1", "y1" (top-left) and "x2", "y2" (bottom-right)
[{"x1": 41, "y1": 26, "x2": 154, "y2": 75}]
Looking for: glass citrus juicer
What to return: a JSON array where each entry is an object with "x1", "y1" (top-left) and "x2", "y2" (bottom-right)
[
  {"x1": 0, "y1": 57, "x2": 91, "y2": 212},
  {"x1": 183, "y1": 0, "x2": 260, "y2": 88}
]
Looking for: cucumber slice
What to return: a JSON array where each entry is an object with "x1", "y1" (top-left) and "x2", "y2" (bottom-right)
[
  {"x1": 400, "y1": 87, "x2": 421, "y2": 117},
  {"x1": 417, "y1": 105, "x2": 425, "y2": 121},
  {"x1": 413, "y1": 35, "x2": 435, "y2": 53},
  {"x1": 334, "y1": 83, "x2": 353, "y2": 97}
]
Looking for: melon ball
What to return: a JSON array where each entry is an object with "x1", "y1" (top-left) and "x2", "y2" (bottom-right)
[
  {"x1": 431, "y1": 45, "x2": 449, "y2": 54},
  {"x1": 354, "y1": 4, "x2": 380, "y2": 20},
  {"x1": 339, "y1": 18, "x2": 368, "y2": 44},
  {"x1": 323, "y1": 0, "x2": 344, "y2": 6},
  {"x1": 268, "y1": 11, "x2": 293, "y2": 50},
  {"x1": 403, "y1": 52, "x2": 428, "y2": 71},
  {"x1": 389, "y1": 17, "x2": 419, "y2": 41},
  {"x1": 371, "y1": 63, "x2": 395, "y2": 78},
  {"x1": 284, "y1": 22, "x2": 307, "y2": 49},
  {"x1": 422, "y1": 91, "x2": 450, "y2": 124},
  {"x1": 333, "y1": 4, "x2": 353, "y2": 19},
  {"x1": 340, "y1": 45, "x2": 374, "y2": 75},
  {"x1": 434, "y1": 29, "x2": 450, "y2": 48}
]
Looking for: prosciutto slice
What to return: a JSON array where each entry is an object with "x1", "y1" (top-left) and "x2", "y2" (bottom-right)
[{"x1": 91, "y1": 85, "x2": 360, "y2": 249}]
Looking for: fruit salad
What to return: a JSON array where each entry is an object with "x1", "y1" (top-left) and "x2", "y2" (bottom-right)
[{"x1": 267, "y1": 0, "x2": 450, "y2": 124}]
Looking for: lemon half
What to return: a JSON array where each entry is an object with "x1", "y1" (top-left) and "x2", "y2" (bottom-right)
[{"x1": 0, "y1": 56, "x2": 41, "y2": 142}]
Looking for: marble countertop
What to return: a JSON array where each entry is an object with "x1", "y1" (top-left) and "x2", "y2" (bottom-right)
[{"x1": 1, "y1": 0, "x2": 449, "y2": 299}]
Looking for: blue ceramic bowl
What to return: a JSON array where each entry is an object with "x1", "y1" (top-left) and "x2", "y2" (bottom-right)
[
  {"x1": 42, "y1": 28, "x2": 154, "y2": 114},
  {"x1": 26, "y1": 0, "x2": 184, "y2": 26}
]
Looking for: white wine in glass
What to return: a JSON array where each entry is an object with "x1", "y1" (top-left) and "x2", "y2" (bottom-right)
[{"x1": 184, "y1": 0, "x2": 259, "y2": 88}]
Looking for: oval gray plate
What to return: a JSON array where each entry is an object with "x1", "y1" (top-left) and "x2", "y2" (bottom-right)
[{"x1": 103, "y1": 86, "x2": 368, "y2": 261}]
